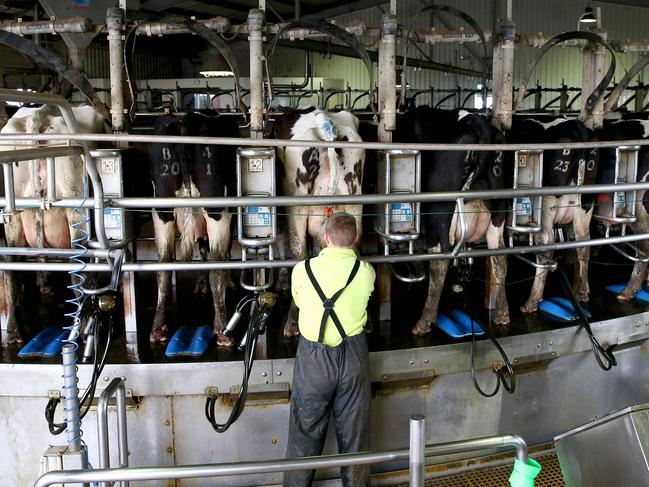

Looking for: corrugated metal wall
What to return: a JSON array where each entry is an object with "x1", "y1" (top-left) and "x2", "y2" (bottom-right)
[
  {"x1": 84, "y1": 45, "x2": 175, "y2": 79},
  {"x1": 273, "y1": 0, "x2": 649, "y2": 110}
]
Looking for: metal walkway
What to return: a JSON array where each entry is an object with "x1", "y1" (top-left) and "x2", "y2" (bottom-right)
[{"x1": 387, "y1": 453, "x2": 563, "y2": 486}]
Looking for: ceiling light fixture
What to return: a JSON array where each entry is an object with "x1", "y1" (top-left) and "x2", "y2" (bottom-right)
[
  {"x1": 580, "y1": 6, "x2": 597, "y2": 23},
  {"x1": 199, "y1": 70, "x2": 234, "y2": 78}
]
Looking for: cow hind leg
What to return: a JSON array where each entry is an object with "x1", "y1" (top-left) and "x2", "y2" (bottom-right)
[
  {"x1": 193, "y1": 238, "x2": 210, "y2": 299},
  {"x1": 283, "y1": 210, "x2": 309, "y2": 337},
  {"x1": 4, "y1": 215, "x2": 27, "y2": 344},
  {"x1": 206, "y1": 213, "x2": 234, "y2": 347},
  {"x1": 573, "y1": 207, "x2": 592, "y2": 303},
  {"x1": 486, "y1": 222, "x2": 509, "y2": 327},
  {"x1": 414, "y1": 246, "x2": 449, "y2": 335},
  {"x1": 619, "y1": 214, "x2": 649, "y2": 301},
  {"x1": 522, "y1": 200, "x2": 556, "y2": 314},
  {"x1": 151, "y1": 210, "x2": 175, "y2": 343}
]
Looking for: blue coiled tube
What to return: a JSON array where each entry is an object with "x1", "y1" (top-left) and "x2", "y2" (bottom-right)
[{"x1": 60, "y1": 175, "x2": 90, "y2": 451}]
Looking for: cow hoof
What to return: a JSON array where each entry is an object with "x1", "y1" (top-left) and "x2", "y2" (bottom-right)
[
  {"x1": 41, "y1": 287, "x2": 55, "y2": 305},
  {"x1": 193, "y1": 281, "x2": 210, "y2": 300},
  {"x1": 6, "y1": 329, "x2": 23, "y2": 345},
  {"x1": 492, "y1": 311, "x2": 510, "y2": 326},
  {"x1": 215, "y1": 332, "x2": 235, "y2": 348},
  {"x1": 283, "y1": 321, "x2": 300, "y2": 338},
  {"x1": 149, "y1": 325, "x2": 169, "y2": 344},
  {"x1": 520, "y1": 301, "x2": 539, "y2": 314},
  {"x1": 275, "y1": 269, "x2": 291, "y2": 295},
  {"x1": 412, "y1": 320, "x2": 432, "y2": 336},
  {"x1": 617, "y1": 292, "x2": 634, "y2": 303}
]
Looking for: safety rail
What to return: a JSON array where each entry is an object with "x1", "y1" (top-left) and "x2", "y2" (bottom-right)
[
  {"x1": 34, "y1": 415, "x2": 529, "y2": 487},
  {"x1": 3, "y1": 132, "x2": 649, "y2": 151},
  {"x1": 1, "y1": 231, "x2": 648, "y2": 272},
  {"x1": 97, "y1": 378, "x2": 129, "y2": 487}
]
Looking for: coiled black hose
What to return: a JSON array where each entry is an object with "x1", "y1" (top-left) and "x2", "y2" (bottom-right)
[{"x1": 205, "y1": 300, "x2": 273, "y2": 433}]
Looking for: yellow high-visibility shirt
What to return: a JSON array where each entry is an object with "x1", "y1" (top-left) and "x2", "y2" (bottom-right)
[{"x1": 291, "y1": 247, "x2": 376, "y2": 347}]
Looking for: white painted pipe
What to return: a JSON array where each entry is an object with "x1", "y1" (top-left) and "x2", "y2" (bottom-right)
[
  {"x1": 107, "y1": 7, "x2": 125, "y2": 133},
  {"x1": 248, "y1": 9, "x2": 265, "y2": 137}
]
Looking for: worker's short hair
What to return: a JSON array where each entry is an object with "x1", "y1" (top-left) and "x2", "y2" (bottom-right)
[{"x1": 325, "y1": 213, "x2": 357, "y2": 247}]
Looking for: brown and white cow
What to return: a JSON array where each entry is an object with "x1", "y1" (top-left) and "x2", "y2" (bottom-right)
[
  {"x1": 273, "y1": 107, "x2": 365, "y2": 336},
  {"x1": 149, "y1": 110, "x2": 238, "y2": 345},
  {"x1": 0, "y1": 104, "x2": 106, "y2": 343}
]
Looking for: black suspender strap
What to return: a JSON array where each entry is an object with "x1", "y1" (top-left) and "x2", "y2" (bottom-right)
[{"x1": 304, "y1": 258, "x2": 361, "y2": 343}]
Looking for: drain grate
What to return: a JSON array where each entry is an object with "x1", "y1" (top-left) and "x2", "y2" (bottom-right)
[{"x1": 389, "y1": 454, "x2": 564, "y2": 487}]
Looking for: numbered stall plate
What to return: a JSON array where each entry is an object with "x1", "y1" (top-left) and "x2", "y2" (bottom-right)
[
  {"x1": 91, "y1": 149, "x2": 130, "y2": 241},
  {"x1": 377, "y1": 150, "x2": 421, "y2": 238},
  {"x1": 236, "y1": 148, "x2": 276, "y2": 245},
  {"x1": 509, "y1": 150, "x2": 543, "y2": 233}
]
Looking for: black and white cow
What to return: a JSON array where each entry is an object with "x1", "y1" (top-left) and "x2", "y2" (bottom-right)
[
  {"x1": 149, "y1": 110, "x2": 238, "y2": 345},
  {"x1": 394, "y1": 107, "x2": 510, "y2": 335},
  {"x1": 506, "y1": 116, "x2": 596, "y2": 312},
  {"x1": 0, "y1": 104, "x2": 106, "y2": 343},
  {"x1": 273, "y1": 107, "x2": 365, "y2": 336},
  {"x1": 597, "y1": 118, "x2": 649, "y2": 301}
]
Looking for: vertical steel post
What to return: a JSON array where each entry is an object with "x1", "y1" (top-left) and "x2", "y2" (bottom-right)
[
  {"x1": 377, "y1": 10, "x2": 398, "y2": 325},
  {"x1": 248, "y1": 9, "x2": 265, "y2": 139},
  {"x1": 581, "y1": 40, "x2": 606, "y2": 130},
  {"x1": 46, "y1": 157, "x2": 56, "y2": 203},
  {"x1": 409, "y1": 414, "x2": 425, "y2": 487},
  {"x1": 107, "y1": 7, "x2": 126, "y2": 133},
  {"x1": 491, "y1": 17, "x2": 515, "y2": 131},
  {"x1": 2, "y1": 162, "x2": 16, "y2": 219},
  {"x1": 61, "y1": 343, "x2": 82, "y2": 454}
]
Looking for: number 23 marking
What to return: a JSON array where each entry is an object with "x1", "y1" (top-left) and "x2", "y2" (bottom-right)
[{"x1": 554, "y1": 160, "x2": 569, "y2": 173}]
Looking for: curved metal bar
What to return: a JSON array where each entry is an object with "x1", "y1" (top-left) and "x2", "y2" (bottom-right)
[
  {"x1": 605, "y1": 55, "x2": 649, "y2": 112},
  {"x1": 390, "y1": 263, "x2": 427, "y2": 283},
  {"x1": 610, "y1": 241, "x2": 649, "y2": 263},
  {"x1": 514, "y1": 253, "x2": 558, "y2": 270},
  {"x1": 33, "y1": 433, "x2": 529, "y2": 487},
  {"x1": 452, "y1": 198, "x2": 469, "y2": 256}
]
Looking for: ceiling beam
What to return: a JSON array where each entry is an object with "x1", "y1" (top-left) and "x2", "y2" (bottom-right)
[
  {"x1": 597, "y1": 0, "x2": 649, "y2": 8},
  {"x1": 301, "y1": 0, "x2": 386, "y2": 21}
]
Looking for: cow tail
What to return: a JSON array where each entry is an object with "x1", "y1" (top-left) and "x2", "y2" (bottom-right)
[{"x1": 326, "y1": 147, "x2": 340, "y2": 195}]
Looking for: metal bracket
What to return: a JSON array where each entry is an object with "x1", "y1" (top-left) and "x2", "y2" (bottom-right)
[
  {"x1": 594, "y1": 145, "x2": 639, "y2": 227},
  {"x1": 376, "y1": 149, "x2": 424, "y2": 283},
  {"x1": 507, "y1": 149, "x2": 544, "y2": 234},
  {"x1": 237, "y1": 147, "x2": 277, "y2": 291}
]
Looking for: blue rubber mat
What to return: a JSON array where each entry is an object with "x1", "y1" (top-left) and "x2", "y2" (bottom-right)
[
  {"x1": 165, "y1": 325, "x2": 213, "y2": 358},
  {"x1": 606, "y1": 284, "x2": 649, "y2": 303},
  {"x1": 436, "y1": 310, "x2": 485, "y2": 339},
  {"x1": 538, "y1": 296, "x2": 591, "y2": 322},
  {"x1": 18, "y1": 327, "x2": 69, "y2": 358}
]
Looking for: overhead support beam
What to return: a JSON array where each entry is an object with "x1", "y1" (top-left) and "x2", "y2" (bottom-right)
[
  {"x1": 302, "y1": 0, "x2": 386, "y2": 21},
  {"x1": 276, "y1": 40, "x2": 484, "y2": 78}
]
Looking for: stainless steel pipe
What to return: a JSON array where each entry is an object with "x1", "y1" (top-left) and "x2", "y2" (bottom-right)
[
  {"x1": 97, "y1": 378, "x2": 129, "y2": 487},
  {"x1": 0, "y1": 17, "x2": 94, "y2": 35},
  {"x1": 409, "y1": 415, "x2": 425, "y2": 487},
  {"x1": 3, "y1": 131, "x2": 649, "y2": 151},
  {"x1": 33, "y1": 434, "x2": 529, "y2": 487},
  {"x1": 4, "y1": 231, "x2": 649, "y2": 272}
]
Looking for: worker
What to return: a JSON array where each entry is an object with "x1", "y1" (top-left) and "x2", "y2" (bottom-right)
[{"x1": 284, "y1": 212, "x2": 376, "y2": 487}]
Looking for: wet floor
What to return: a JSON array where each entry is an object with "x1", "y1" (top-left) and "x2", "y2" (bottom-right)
[{"x1": 3, "y1": 243, "x2": 649, "y2": 365}]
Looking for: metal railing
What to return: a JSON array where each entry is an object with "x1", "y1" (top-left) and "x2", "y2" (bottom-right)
[
  {"x1": 2, "y1": 131, "x2": 649, "y2": 151},
  {"x1": 97, "y1": 378, "x2": 129, "y2": 487},
  {"x1": 34, "y1": 415, "x2": 529, "y2": 487}
]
